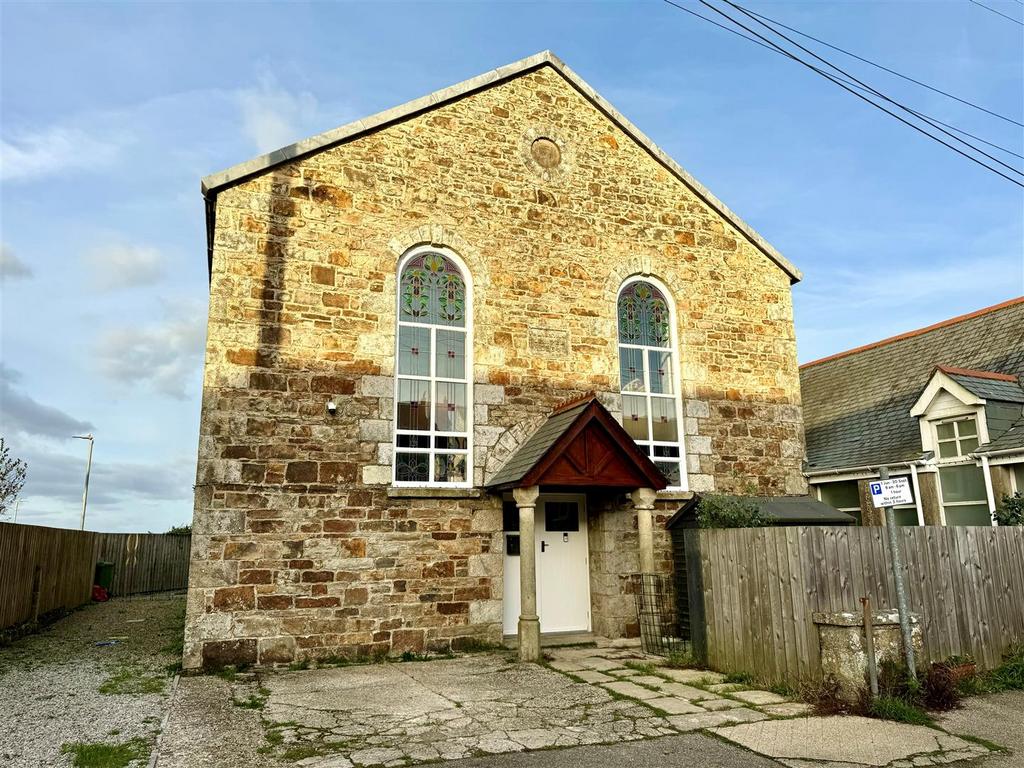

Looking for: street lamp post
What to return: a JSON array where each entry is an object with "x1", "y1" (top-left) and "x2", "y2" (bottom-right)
[{"x1": 73, "y1": 434, "x2": 94, "y2": 530}]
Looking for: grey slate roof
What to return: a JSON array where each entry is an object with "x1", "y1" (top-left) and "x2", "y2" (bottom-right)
[
  {"x1": 755, "y1": 496, "x2": 857, "y2": 525},
  {"x1": 486, "y1": 401, "x2": 591, "y2": 488},
  {"x1": 801, "y1": 298, "x2": 1024, "y2": 472},
  {"x1": 201, "y1": 50, "x2": 800, "y2": 283},
  {"x1": 948, "y1": 373, "x2": 1024, "y2": 403}
]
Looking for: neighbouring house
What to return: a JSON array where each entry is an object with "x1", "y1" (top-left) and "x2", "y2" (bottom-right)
[
  {"x1": 801, "y1": 297, "x2": 1024, "y2": 527},
  {"x1": 183, "y1": 51, "x2": 808, "y2": 670}
]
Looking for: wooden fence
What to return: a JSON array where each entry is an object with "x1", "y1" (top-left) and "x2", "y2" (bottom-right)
[
  {"x1": 691, "y1": 525, "x2": 1024, "y2": 684},
  {"x1": 0, "y1": 522, "x2": 191, "y2": 632}
]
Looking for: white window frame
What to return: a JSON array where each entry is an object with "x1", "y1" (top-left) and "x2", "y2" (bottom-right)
[
  {"x1": 932, "y1": 416, "x2": 993, "y2": 526},
  {"x1": 616, "y1": 275, "x2": 688, "y2": 491},
  {"x1": 392, "y1": 245, "x2": 474, "y2": 488}
]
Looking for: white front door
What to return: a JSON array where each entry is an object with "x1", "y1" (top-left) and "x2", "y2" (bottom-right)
[{"x1": 503, "y1": 493, "x2": 591, "y2": 636}]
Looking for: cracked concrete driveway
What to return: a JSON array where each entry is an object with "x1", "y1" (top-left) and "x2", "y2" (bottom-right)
[
  {"x1": 259, "y1": 654, "x2": 674, "y2": 765},
  {"x1": 156, "y1": 646, "x2": 1005, "y2": 768}
]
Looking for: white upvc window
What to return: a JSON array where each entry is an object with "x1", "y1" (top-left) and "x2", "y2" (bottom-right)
[
  {"x1": 392, "y1": 246, "x2": 473, "y2": 487},
  {"x1": 616, "y1": 277, "x2": 687, "y2": 490},
  {"x1": 933, "y1": 416, "x2": 990, "y2": 525}
]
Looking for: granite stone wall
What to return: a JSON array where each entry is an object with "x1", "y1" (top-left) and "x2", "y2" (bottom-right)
[{"x1": 184, "y1": 64, "x2": 805, "y2": 669}]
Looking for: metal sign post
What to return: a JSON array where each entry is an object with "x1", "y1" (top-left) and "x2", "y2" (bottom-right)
[{"x1": 876, "y1": 466, "x2": 917, "y2": 679}]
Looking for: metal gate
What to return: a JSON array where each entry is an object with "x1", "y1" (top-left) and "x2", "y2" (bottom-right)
[{"x1": 634, "y1": 573, "x2": 690, "y2": 656}]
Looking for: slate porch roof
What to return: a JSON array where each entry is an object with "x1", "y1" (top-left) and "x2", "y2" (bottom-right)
[
  {"x1": 484, "y1": 394, "x2": 667, "y2": 491},
  {"x1": 800, "y1": 297, "x2": 1024, "y2": 473},
  {"x1": 201, "y1": 50, "x2": 800, "y2": 283}
]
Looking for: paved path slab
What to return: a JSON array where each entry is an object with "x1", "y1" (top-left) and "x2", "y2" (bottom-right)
[{"x1": 712, "y1": 716, "x2": 988, "y2": 767}]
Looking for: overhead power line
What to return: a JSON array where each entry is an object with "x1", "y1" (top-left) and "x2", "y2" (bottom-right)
[
  {"x1": 969, "y1": 0, "x2": 1024, "y2": 26},
  {"x1": 743, "y1": 6, "x2": 1023, "y2": 127},
  {"x1": 665, "y1": 0, "x2": 1024, "y2": 186},
  {"x1": 721, "y1": 0, "x2": 1023, "y2": 178},
  {"x1": 662, "y1": 0, "x2": 1023, "y2": 161}
]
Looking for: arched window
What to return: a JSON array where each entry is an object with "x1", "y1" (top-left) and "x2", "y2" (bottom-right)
[
  {"x1": 393, "y1": 247, "x2": 472, "y2": 486},
  {"x1": 617, "y1": 278, "x2": 685, "y2": 488}
]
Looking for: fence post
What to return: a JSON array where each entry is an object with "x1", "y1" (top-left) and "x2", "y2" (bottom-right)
[{"x1": 683, "y1": 528, "x2": 707, "y2": 665}]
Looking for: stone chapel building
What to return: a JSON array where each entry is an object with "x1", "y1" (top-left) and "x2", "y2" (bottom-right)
[{"x1": 183, "y1": 51, "x2": 807, "y2": 670}]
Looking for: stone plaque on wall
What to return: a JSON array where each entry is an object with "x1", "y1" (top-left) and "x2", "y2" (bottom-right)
[{"x1": 528, "y1": 327, "x2": 570, "y2": 359}]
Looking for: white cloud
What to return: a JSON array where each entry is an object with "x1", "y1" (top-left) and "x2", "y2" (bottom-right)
[
  {"x1": 94, "y1": 300, "x2": 207, "y2": 400},
  {"x1": 236, "y1": 72, "x2": 320, "y2": 153},
  {"x1": 85, "y1": 241, "x2": 165, "y2": 291},
  {"x1": 0, "y1": 364, "x2": 94, "y2": 439},
  {"x1": 0, "y1": 243, "x2": 33, "y2": 280},
  {"x1": 0, "y1": 126, "x2": 122, "y2": 182}
]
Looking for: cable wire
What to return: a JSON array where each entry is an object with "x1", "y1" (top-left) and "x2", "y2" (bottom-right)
[
  {"x1": 723, "y1": 0, "x2": 1023, "y2": 177},
  {"x1": 662, "y1": 0, "x2": 1023, "y2": 160},
  {"x1": 675, "y1": 0, "x2": 1024, "y2": 186},
  {"x1": 970, "y1": 0, "x2": 1024, "y2": 26},
  {"x1": 743, "y1": 6, "x2": 1023, "y2": 127}
]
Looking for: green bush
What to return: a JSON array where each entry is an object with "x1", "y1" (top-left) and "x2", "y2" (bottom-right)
[
  {"x1": 995, "y1": 493, "x2": 1024, "y2": 526},
  {"x1": 696, "y1": 494, "x2": 768, "y2": 529},
  {"x1": 166, "y1": 523, "x2": 192, "y2": 535}
]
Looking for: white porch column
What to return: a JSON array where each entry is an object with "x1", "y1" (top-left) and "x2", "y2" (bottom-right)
[
  {"x1": 513, "y1": 485, "x2": 541, "y2": 661},
  {"x1": 631, "y1": 487, "x2": 657, "y2": 574}
]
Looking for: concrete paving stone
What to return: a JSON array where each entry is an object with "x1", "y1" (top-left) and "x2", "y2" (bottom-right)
[
  {"x1": 601, "y1": 681, "x2": 662, "y2": 700},
  {"x1": 574, "y1": 670, "x2": 614, "y2": 684},
  {"x1": 350, "y1": 746, "x2": 406, "y2": 766},
  {"x1": 646, "y1": 697, "x2": 705, "y2": 715},
  {"x1": 630, "y1": 675, "x2": 667, "y2": 688},
  {"x1": 667, "y1": 711, "x2": 745, "y2": 731},
  {"x1": 729, "y1": 689, "x2": 789, "y2": 705},
  {"x1": 659, "y1": 669, "x2": 727, "y2": 685},
  {"x1": 719, "y1": 707, "x2": 769, "y2": 723},
  {"x1": 611, "y1": 669, "x2": 637, "y2": 677},
  {"x1": 577, "y1": 658, "x2": 624, "y2": 672},
  {"x1": 697, "y1": 698, "x2": 746, "y2": 711},
  {"x1": 548, "y1": 661, "x2": 586, "y2": 673},
  {"x1": 759, "y1": 702, "x2": 813, "y2": 717},
  {"x1": 712, "y1": 716, "x2": 976, "y2": 767},
  {"x1": 659, "y1": 682, "x2": 717, "y2": 700},
  {"x1": 707, "y1": 682, "x2": 747, "y2": 693}
]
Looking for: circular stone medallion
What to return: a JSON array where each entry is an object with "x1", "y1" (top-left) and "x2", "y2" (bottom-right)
[{"x1": 531, "y1": 138, "x2": 562, "y2": 169}]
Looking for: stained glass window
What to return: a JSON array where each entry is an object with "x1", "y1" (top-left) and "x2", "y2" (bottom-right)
[
  {"x1": 618, "y1": 281, "x2": 671, "y2": 348},
  {"x1": 399, "y1": 252, "x2": 466, "y2": 327},
  {"x1": 617, "y1": 279, "x2": 685, "y2": 488},
  {"x1": 394, "y1": 249, "x2": 471, "y2": 486}
]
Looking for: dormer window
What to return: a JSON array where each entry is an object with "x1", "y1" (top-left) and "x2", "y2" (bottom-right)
[{"x1": 935, "y1": 416, "x2": 979, "y2": 459}]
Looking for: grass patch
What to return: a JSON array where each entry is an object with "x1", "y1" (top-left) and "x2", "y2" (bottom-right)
[
  {"x1": 233, "y1": 687, "x2": 269, "y2": 710},
  {"x1": 663, "y1": 650, "x2": 698, "y2": 669},
  {"x1": 867, "y1": 695, "x2": 933, "y2": 726},
  {"x1": 287, "y1": 659, "x2": 310, "y2": 671},
  {"x1": 214, "y1": 664, "x2": 241, "y2": 681},
  {"x1": 98, "y1": 667, "x2": 166, "y2": 695},
  {"x1": 723, "y1": 671, "x2": 753, "y2": 685},
  {"x1": 624, "y1": 661, "x2": 658, "y2": 675},
  {"x1": 958, "y1": 645, "x2": 1024, "y2": 695},
  {"x1": 61, "y1": 738, "x2": 150, "y2": 768}
]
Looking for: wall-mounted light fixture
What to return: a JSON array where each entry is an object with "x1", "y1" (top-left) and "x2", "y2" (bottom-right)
[{"x1": 326, "y1": 400, "x2": 337, "y2": 415}]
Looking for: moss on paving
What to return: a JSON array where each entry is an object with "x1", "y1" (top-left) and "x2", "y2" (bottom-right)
[
  {"x1": 98, "y1": 666, "x2": 167, "y2": 695},
  {"x1": 60, "y1": 738, "x2": 150, "y2": 768}
]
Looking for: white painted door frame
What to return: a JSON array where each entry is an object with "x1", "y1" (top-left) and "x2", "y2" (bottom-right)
[{"x1": 503, "y1": 492, "x2": 592, "y2": 636}]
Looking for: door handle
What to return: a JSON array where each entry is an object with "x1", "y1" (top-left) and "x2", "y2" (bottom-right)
[{"x1": 541, "y1": 540, "x2": 547, "y2": 552}]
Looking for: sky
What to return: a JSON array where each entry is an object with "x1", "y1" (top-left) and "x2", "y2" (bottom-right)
[{"x1": 1, "y1": 1, "x2": 1021, "y2": 533}]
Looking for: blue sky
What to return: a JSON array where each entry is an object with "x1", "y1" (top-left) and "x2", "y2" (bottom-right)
[{"x1": 1, "y1": 1, "x2": 1021, "y2": 532}]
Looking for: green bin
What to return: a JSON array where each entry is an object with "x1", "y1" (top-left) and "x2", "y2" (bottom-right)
[{"x1": 95, "y1": 560, "x2": 115, "y2": 592}]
